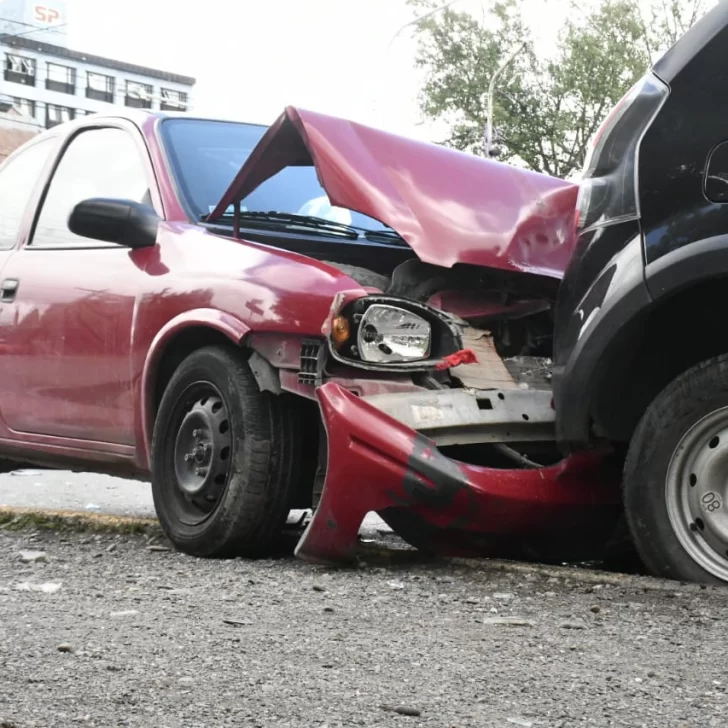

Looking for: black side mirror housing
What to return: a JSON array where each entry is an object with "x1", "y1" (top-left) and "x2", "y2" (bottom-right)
[{"x1": 68, "y1": 198, "x2": 161, "y2": 249}]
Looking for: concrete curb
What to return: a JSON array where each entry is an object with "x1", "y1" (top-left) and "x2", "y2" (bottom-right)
[{"x1": 0, "y1": 507, "x2": 162, "y2": 536}]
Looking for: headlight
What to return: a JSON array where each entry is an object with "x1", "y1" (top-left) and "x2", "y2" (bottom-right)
[{"x1": 357, "y1": 304, "x2": 431, "y2": 363}]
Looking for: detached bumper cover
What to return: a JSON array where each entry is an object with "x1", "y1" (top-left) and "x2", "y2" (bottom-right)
[{"x1": 295, "y1": 383, "x2": 622, "y2": 564}]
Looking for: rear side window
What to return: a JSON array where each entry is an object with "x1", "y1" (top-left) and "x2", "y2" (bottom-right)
[{"x1": 0, "y1": 139, "x2": 54, "y2": 250}]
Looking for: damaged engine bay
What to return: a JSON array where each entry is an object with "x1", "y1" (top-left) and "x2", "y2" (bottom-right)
[{"x1": 321, "y1": 255, "x2": 559, "y2": 467}]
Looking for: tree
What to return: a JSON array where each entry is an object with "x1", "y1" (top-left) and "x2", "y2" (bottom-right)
[{"x1": 409, "y1": 0, "x2": 716, "y2": 178}]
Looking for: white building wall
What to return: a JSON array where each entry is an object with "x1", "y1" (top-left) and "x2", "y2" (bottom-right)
[{"x1": 0, "y1": 37, "x2": 195, "y2": 129}]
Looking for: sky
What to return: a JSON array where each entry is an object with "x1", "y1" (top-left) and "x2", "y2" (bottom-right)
[{"x1": 63, "y1": 0, "x2": 569, "y2": 141}]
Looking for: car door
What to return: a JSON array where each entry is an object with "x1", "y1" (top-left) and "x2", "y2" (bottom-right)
[
  {"x1": 0, "y1": 137, "x2": 57, "y2": 319},
  {"x1": 0, "y1": 124, "x2": 159, "y2": 445}
]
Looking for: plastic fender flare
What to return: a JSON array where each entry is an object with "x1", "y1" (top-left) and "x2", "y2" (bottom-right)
[{"x1": 646, "y1": 234, "x2": 728, "y2": 301}]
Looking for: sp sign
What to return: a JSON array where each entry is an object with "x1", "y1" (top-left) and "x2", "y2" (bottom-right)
[{"x1": 33, "y1": 5, "x2": 63, "y2": 25}]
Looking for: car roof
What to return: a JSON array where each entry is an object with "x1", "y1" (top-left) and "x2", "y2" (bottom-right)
[{"x1": 37, "y1": 109, "x2": 269, "y2": 140}]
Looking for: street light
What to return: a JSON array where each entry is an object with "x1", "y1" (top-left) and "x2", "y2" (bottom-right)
[
  {"x1": 484, "y1": 40, "x2": 527, "y2": 157},
  {"x1": 374, "y1": 0, "x2": 464, "y2": 122},
  {"x1": 385, "y1": 0, "x2": 464, "y2": 56},
  {"x1": 378, "y1": 0, "x2": 523, "y2": 157}
]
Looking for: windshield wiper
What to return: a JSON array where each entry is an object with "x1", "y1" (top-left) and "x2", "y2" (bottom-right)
[
  {"x1": 361, "y1": 229, "x2": 406, "y2": 244},
  {"x1": 203, "y1": 209, "x2": 409, "y2": 246},
  {"x1": 204, "y1": 210, "x2": 359, "y2": 239}
]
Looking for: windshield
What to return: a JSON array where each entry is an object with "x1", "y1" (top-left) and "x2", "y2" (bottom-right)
[{"x1": 161, "y1": 118, "x2": 389, "y2": 231}]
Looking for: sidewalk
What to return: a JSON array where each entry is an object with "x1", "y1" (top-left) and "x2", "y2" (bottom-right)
[{"x1": 0, "y1": 468, "x2": 393, "y2": 535}]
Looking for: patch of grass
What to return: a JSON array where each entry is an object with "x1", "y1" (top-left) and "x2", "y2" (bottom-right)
[{"x1": 0, "y1": 508, "x2": 162, "y2": 537}]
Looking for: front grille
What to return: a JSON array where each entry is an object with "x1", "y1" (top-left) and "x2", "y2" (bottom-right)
[{"x1": 298, "y1": 340, "x2": 325, "y2": 385}]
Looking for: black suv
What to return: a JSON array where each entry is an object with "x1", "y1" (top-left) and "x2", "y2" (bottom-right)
[{"x1": 554, "y1": 1, "x2": 728, "y2": 584}]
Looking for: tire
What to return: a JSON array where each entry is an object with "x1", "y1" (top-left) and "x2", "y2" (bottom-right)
[
  {"x1": 624, "y1": 353, "x2": 728, "y2": 584},
  {"x1": 151, "y1": 345, "x2": 299, "y2": 558}
]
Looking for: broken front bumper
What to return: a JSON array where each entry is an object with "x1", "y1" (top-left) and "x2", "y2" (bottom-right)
[{"x1": 295, "y1": 383, "x2": 622, "y2": 564}]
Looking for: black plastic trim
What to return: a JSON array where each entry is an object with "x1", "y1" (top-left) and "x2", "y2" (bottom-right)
[
  {"x1": 554, "y1": 235, "x2": 652, "y2": 449},
  {"x1": 646, "y1": 234, "x2": 728, "y2": 301}
]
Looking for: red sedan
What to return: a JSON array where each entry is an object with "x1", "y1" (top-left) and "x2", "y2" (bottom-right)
[{"x1": 0, "y1": 107, "x2": 620, "y2": 564}]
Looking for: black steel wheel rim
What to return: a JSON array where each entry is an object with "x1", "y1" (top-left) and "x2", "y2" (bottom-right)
[{"x1": 166, "y1": 381, "x2": 234, "y2": 527}]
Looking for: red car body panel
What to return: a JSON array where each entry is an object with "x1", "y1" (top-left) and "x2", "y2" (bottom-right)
[
  {"x1": 296, "y1": 384, "x2": 622, "y2": 564},
  {"x1": 0, "y1": 114, "x2": 371, "y2": 472},
  {"x1": 0, "y1": 109, "x2": 620, "y2": 565},
  {"x1": 211, "y1": 106, "x2": 578, "y2": 279}
]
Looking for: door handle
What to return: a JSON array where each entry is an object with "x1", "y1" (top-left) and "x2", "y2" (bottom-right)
[{"x1": 1, "y1": 279, "x2": 18, "y2": 302}]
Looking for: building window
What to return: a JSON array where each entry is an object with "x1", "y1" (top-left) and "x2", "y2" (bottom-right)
[
  {"x1": 12, "y1": 97, "x2": 36, "y2": 119},
  {"x1": 5, "y1": 54, "x2": 36, "y2": 86},
  {"x1": 46, "y1": 62, "x2": 76, "y2": 94},
  {"x1": 45, "y1": 103, "x2": 75, "y2": 129},
  {"x1": 125, "y1": 80, "x2": 153, "y2": 109},
  {"x1": 86, "y1": 72, "x2": 114, "y2": 103},
  {"x1": 160, "y1": 88, "x2": 188, "y2": 112}
]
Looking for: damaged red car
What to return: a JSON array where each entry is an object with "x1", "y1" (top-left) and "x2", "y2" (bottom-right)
[
  {"x1": 0, "y1": 4, "x2": 726, "y2": 585},
  {"x1": 0, "y1": 106, "x2": 617, "y2": 568}
]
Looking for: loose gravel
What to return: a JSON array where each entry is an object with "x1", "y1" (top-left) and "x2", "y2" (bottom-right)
[{"x1": 1, "y1": 529, "x2": 727, "y2": 727}]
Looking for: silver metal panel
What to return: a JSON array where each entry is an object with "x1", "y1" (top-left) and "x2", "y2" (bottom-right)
[{"x1": 362, "y1": 387, "x2": 555, "y2": 446}]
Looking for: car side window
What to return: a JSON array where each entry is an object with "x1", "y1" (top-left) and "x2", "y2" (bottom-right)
[
  {"x1": 0, "y1": 139, "x2": 55, "y2": 251},
  {"x1": 32, "y1": 127, "x2": 151, "y2": 247}
]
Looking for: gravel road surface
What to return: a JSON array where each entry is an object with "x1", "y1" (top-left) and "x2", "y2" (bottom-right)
[{"x1": 1, "y1": 528, "x2": 727, "y2": 728}]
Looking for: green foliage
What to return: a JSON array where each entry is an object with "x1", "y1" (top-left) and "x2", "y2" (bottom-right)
[{"x1": 409, "y1": 0, "x2": 715, "y2": 177}]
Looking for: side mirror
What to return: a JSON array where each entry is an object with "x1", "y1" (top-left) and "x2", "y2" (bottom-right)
[{"x1": 68, "y1": 198, "x2": 161, "y2": 249}]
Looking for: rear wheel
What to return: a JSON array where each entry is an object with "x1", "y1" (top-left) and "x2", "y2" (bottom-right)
[
  {"x1": 624, "y1": 354, "x2": 728, "y2": 584},
  {"x1": 151, "y1": 346, "x2": 299, "y2": 558}
]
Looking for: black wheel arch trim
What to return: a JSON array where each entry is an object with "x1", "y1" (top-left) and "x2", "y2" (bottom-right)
[
  {"x1": 556, "y1": 233, "x2": 728, "y2": 451},
  {"x1": 554, "y1": 234, "x2": 652, "y2": 450},
  {"x1": 645, "y1": 233, "x2": 728, "y2": 301}
]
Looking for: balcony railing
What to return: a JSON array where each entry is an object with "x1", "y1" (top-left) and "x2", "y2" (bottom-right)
[
  {"x1": 46, "y1": 79, "x2": 75, "y2": 95},
  {"x1": 160, "y1": 101, "x2": 187, "y2": 112},
  {"x1": 86, "y1": 87, "x2": 113, "y2": 103},
  {"x1": 5, "y1": 70, "x2": 35, "y2": 86},
  {"x1": 125, "y1": 95, "x2": 151, "y2": 109}
]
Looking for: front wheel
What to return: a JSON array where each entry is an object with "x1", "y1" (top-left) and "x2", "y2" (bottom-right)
[
  {"x1": 151, "y1": 346, "x2": 300, "y2": 558},
  {"x1": 624, "y1": 354, "x2": 728, "y2": 584}
]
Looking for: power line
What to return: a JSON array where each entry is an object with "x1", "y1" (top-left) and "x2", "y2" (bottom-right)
[
  {"x1": 0, "y1": 15, "x2": 68, "y2": 43},
  {"x1": 3, "y1": 24, "x2": 68, "y2": 41},
  {"x1": 0, "y1": 16, "x2": 66, "y2": 31}
]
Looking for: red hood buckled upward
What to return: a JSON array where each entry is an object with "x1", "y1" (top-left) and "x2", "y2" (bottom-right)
[{"x1": 210, "y1": 106, "x2": 578, "y2": 279}]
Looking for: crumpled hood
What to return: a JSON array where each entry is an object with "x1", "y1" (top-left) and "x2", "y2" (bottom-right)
[{"x1": 210, "y1": 106, "x2": 578, "y2": 279}]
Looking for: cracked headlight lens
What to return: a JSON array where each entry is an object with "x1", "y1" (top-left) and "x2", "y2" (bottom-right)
[{"x1": 357, "y1": 304, "x2": 431, "y2": 363}]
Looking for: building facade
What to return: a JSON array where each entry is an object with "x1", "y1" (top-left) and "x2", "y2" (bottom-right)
[
  {"x1": 0, "y1": 100, "x2": 42, "y2": 161},
  {"x1": 0, "y1": 34, "x2": 196, "y2": 131},
  {"x1": 0, "y1": 1, "x2": 195, "y2": 137}
]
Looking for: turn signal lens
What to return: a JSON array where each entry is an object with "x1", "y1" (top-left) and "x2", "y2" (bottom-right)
[{"x1": 332, "y1": 315, "x2": 350, "y2": 346}]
